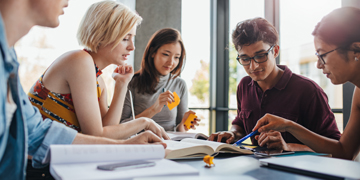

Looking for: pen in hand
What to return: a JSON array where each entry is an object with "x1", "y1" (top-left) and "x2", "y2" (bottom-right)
[
  {"x1": 162, "y1": 88, "x2": 165, "y2": 107},
  {"x1": 232, "y1": 129, "x2": 259, "y2": 146}
]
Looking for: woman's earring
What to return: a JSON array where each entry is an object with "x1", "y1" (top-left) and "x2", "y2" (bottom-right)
[{"x1": 356, "y1": 57, "x2": 359, "y2": 61}]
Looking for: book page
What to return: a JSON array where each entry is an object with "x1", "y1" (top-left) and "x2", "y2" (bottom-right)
[
  {"x1": 164, "y1": 140, "x2": 207, "y2": 150},
  {"x1": 180, "y1": 138, "x2": 253, "y2": 154},
  {"x1": 167, "y1": 132, "x2": 208, "y2": 141},
  {"x1": 164, "y1": 140, "x2": 214, "y2": 159},
  {"x1": 50, "y1": 144, "x2": 165, "y2": 164},
  {"x1": 180, "y1": 138, "x2": 224, "y2": 151}
]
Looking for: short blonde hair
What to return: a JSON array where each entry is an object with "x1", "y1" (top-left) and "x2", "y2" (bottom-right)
[{"x1": 77, "y1": 1, "x2": 142, "y2": 52}]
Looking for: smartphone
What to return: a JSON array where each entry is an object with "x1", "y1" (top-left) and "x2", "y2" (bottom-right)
[
  {"x1": 97, "y1": 160, "x2": 155, "y2": 171},
  {"x1": 254, "y1": 149, "x2": 294, "y2": 157}
]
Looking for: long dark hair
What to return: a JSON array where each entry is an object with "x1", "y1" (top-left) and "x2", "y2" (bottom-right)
[
  {"x1": 131, "y1": 28, "x2": 186, "y2": 94},
  {"x1": 312, "y1": 7, "x2": 360, "y2": 60}
]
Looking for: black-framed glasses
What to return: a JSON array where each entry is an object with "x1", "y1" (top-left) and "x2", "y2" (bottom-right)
[
  {"x1": 236, "y1": 45, "x2": 275, "y2": 66},
  {"x1": 315, "y1": 47, "x2": 340, "y2": 65}
]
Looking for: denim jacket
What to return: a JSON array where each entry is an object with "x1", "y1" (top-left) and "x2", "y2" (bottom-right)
[{"x1": 0, "y1": 14, "x2": 77, "y2": 179}]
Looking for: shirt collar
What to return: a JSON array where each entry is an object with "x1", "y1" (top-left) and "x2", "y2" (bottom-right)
[
  {"x1": 248, "y1": 65, "x2": 292, "y2": 91},
  {"x1": 273, "y1": 65, "x2": 292, "y2": 90},
  {"x1": 159, "y1": 73, "x2": 171, "y2": 84}
]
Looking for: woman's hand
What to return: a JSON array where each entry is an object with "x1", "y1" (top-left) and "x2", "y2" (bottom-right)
[
  {"x1": 123, "y1": 130, "x2": 167, "y2": 148},
  {"x1": 112, "y1": 64, "x2": 134, "y2": 85},
  {"x1": 180, "y1": 110, "x2": 200, "y2": 131},
  {"x1": 253, "y1": 113, "x2": 293, "y2": 133},
  {"x1": 137, "y1": 117, "x2": 170, "y2": 140},
  {"x1": 151, "y1": 90, "x2": 174, "y2": 113}
]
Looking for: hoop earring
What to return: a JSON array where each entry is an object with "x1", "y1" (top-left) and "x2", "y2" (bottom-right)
[{"x1": 356, "y1": 57, "x2": 359, "y2": 61}]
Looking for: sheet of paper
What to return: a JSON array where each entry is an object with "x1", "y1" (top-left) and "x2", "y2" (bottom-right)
[
  {"x1": 51, "y1": 159, "x2": 199, "y2": 180},
  {"x1": 184, "y1": 114, "x2": 197, "y2": 129},
  {"x1": 167, "y1": 92, "x2": 180, "y2": 110},
  {"x1": 164, "y1": 140, "x2": 205, "y2": 151},
  {"x1": 50, "y1": 145, "x2": 165, "y2": 164}
]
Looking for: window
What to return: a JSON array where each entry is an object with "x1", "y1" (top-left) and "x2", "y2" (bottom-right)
[
  {"x1": 181, "y1": 0, "x2": 211, "y2": 135},
  {"x1": 228, "y1": 0, "x2": 265, "y2": 130},
  {"x1": 15, "y1": 0, "x2": 126, "y2": 107},
  {"x1": 279, "y1": 0, "x2": 343, "y2": 132}
]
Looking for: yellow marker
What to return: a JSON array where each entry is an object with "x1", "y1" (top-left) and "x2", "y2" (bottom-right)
[
  {"x1": 184, "y1": 113, "x2": 197, "y2": 130},
  {"x1": 167, "y1": 92, "x2": 180, "y2": 110},
  {"x1": 203, "y1": 155, "x2": 215, "y2": 167}
]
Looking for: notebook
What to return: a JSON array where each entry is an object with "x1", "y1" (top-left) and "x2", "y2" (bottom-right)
[
  {"x1": 49, "y1": 144, "x2": 199, "y2": 180},
  {"x1": 260, "y1": 155, "x2": 360, "y2": 180}
]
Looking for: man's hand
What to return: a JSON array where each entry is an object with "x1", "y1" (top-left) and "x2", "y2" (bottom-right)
[
  {"x1": 208, "y1": 131, "x2": 236, "y2": 144},
  {"x1": 255, "y1": 130, "x2": 289, "y2": 150},
  {"x1": 123, "y1": 130, "x2": 167, "y2": 148}
]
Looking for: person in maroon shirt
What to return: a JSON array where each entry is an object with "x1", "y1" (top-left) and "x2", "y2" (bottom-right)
[
  {"x1": 208, "y1": 17, "x2": 341, "y2": 151},
  {"x1": 253, "y1": 7, "x2": 360, "y2": 160}
]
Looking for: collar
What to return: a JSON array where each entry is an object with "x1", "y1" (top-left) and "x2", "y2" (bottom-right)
[
  {"x1": 248, "y1": 65, "x2": 292, "y2": 91},
  {"x1": 159, "y1": 74, "x2": 171, "y2": 83}
]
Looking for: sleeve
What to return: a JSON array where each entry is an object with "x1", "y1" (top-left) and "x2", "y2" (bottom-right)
[
  {"x1": 176, "y1": 79, "x2": 188, "y2": 126},
  {"x1": 120, "y1": 86, "x2": 135, "y2": 123},
  {"x1": 232, "y1": 82, "x2": 244, "y2": 128},
  {"x1": 303, "y1": 87, "x2": 341, "y2": 140},
  {"x1": 19, "y1": 85, "x2": 77, "y2": 168}
]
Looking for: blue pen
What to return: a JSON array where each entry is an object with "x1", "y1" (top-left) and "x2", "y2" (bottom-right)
[
  {"x1": 232, "y1": 129, "x2": 259, "y2": 146},
  {"x1": 162, "y1": 88, "x2": 165, "y2": 107}
]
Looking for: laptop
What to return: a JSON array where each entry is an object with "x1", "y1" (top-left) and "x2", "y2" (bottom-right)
[{"x1": 260, "y1": 155, "x2": 360, "y2": 180}]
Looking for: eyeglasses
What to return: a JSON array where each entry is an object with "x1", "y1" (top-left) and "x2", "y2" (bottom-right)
[
  {"x1": 236, "y1": 45, "x2": 275, "y2": 66},
  {"x1": 315, "y1": 47, "x2": 340, "y2": 65}
]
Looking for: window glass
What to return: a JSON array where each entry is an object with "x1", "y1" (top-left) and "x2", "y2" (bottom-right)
[
  {"x1": 15, "y1": 0, "x2": 138, "y2": 107},
  {"x1": 228, "y1": 0, "x2": 264, "y2": 130},
  {"x1": 182, "y1": 0, "x2": 210, "y2": 135},
  {"x1": 279, "y1": 0, "x2": 342, "y2": 132},
  {"x1": 14, "y1": 0, "x2": 121, "y2": 99}
]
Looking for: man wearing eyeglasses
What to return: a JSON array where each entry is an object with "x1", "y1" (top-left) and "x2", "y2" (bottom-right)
[{"x1": 208, "y1": 18, "x2": 341, "y2": 152}]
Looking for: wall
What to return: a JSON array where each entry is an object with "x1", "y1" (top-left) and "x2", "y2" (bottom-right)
[{"x1": 134, "y1": 0, "x2": 181, "y2": 71}]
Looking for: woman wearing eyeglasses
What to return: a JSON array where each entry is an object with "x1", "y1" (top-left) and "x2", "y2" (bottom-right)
[
  {"x1": 253, "y1": 7, "x2": 360, "y2": 160},
  {"x1": 208, "y1": 17, "x2": 341, "y2": 152}
]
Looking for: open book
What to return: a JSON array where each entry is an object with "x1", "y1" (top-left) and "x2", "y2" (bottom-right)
[
  {"x1": 164, "y1": 138, "x2": 253, "y2": 159},
  {"x1": 49, "y1": 144, "x2": 199, "y2": 180},
  {"x1": 167, "y1": 132, "x2": 208, "y2": 141}
]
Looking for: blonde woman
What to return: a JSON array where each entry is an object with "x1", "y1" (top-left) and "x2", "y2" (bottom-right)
[{"x1": 28, "y1": 1, "x2": 169, "y2": 140}]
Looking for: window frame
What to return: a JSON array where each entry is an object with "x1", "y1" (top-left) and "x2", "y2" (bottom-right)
[{"x1": 197, "y1": 0, "x2": 357, "y2": 133}]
